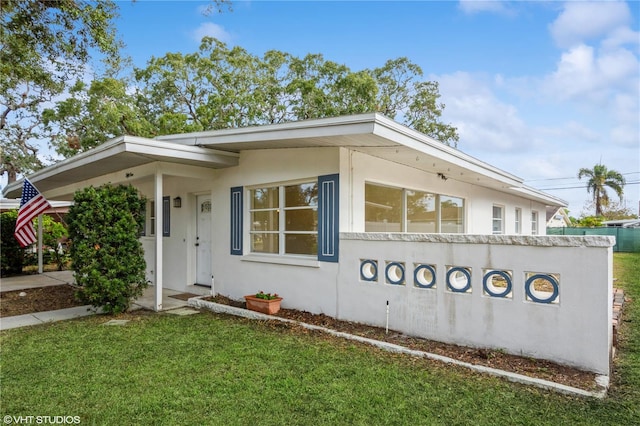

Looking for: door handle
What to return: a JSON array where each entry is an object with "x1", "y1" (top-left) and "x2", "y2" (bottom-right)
[{"x1": 195, "y1": 243, "x2": 200, "y2": 247}]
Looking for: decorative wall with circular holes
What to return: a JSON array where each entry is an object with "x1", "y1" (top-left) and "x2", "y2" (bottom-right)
[
  {"x1": 482, "y1": 270, "x2": 513, "y2": 298},
  {"x1": 414, "y1": 264, "x2": 436, "y2": 288},
  {"x1": 385, "y1": 262, "x2": 405, "y2": 285},
  {"x1": 360, "y1": 259, "x2": 378, "y2": 282},
  {"x1": 446, "y1": 267, "x2": 472, "y2": 293},
  {"x1": 525, "y1": 273, "x2": 559, "y2": 304}
]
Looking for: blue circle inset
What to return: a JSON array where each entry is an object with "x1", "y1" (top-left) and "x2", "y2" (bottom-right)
[
  {"x1": 360, "y1": 260, "x2": 378, "y2": 282},
  {"x1": 525, "y1": 274, "x2": 559, "y2": 304},
  {"x1": 385, "y1": 262, "x2": 405, "y2": 285},
  {"x1": 483, "y1": 270, "x2": 512, "y2": 298},
  {"x1": 446, "y1": 267, "x2": 471, "y2": 293},
  {"x1": 414, "y1": 264, "x2": 436, "y2": 288}
]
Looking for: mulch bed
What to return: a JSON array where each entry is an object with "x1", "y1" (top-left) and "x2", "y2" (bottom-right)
[
  {"x1": 1, "y1": 285, "x2": 86, "y2": 317},
  {"x1": 202, "y1": 294, "x2": 599, "y2": 391}
]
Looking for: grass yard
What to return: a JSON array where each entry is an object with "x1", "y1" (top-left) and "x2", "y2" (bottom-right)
[{"x1": 1, "y1": 253, "x2": 639, "y2": 425}]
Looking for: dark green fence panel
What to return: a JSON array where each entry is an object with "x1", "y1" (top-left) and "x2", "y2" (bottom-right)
[{"x1": 547, "y1": 227, "x2": 640, "y2": 253}]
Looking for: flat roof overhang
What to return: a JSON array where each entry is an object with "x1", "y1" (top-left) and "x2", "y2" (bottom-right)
[
  {"x1": 158, "y1": 113, "x2": 566, "y2": 207},
  {"x1": 2, "y1": 135, "x2": 239, "y2": 199},
  {"x1": 3, "y1": 114, "x2": 565, "y2": 207}
]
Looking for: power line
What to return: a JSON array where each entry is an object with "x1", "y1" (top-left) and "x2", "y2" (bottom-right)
[
  {"x1": 538, "y1": 181, "x2": 640, "y2": 190},
  {"x1": 525, "y1": 171, "x2": 639, "y2": 183}
]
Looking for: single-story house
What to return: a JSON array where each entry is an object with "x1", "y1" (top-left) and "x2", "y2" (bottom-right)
[{"x1": 2, "y1": 113, "x2": 615, "y2": 374}]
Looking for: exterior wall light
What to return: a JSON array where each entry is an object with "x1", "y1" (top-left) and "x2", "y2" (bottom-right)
[{"x1": 173, "y1": 197, "x2": 182, "y2": 208}]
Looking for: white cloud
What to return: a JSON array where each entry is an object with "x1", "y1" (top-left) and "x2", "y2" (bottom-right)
[
  {"x1": 543, "y1": 44, "x2": 639, "y2": 104},
  {"x1": 549, "y1": 1, "x2": 632, "y2": 48},
  {"x1": 191, "y1": 22, "x2": 231, "y2": 43},
  {"x1": 610, "y1": 93, "x2": 640, "y2": 147},
  {"x1": 436, "y1": 72, "x2": 531, "y2": 152},
  {"x1": 602, "y1": 26, "x2": 640, "y2": 50}
]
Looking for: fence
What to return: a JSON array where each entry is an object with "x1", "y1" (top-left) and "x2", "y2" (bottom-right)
[
  {"x1": 547, "y1": 227, "x2": 640, "y2": 252},
  {"x1": 338, "y1": 233, "x2": 615, "y2": 374}
]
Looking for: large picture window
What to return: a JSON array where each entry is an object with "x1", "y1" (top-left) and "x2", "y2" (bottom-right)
[
  {"x1": 365, "y1": 183, "x2": 464, "y2": 233},
  {"x1": 365, "y1": 184, "x2": 403, "y2": 232},
  {"x1": 250, "y1": 181, "x2": 318, "y2": 256}
]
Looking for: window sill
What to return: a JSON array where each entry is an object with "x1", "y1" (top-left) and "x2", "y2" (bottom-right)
[{"x1": 241, "y1": 254, "x2": 320, "y2": 268}]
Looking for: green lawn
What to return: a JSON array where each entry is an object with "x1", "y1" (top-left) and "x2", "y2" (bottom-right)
[{"x1": 1, "y1": 253, "x2": 639, "y2": 425}]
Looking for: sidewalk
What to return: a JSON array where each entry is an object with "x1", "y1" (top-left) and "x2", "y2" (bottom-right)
[
  {"x1": 0, "y1": 270, "x2": 75, "y2": 291},
  {"x1": 1, "y1": 305, "x2": 98, "y2": 330}
]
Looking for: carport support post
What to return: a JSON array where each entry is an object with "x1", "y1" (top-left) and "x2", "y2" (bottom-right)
[{"x1": 154, "y1": 171, "x2": 163, "y2": 311}]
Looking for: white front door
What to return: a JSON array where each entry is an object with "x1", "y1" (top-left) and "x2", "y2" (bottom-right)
[{"x1": 195, "y1": 195, "x2": 212, "y2": 286}]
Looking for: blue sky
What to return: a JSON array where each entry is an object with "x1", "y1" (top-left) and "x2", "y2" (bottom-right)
[{"x1": 114, "y1": 0, "x2": 639, "y2": 217}]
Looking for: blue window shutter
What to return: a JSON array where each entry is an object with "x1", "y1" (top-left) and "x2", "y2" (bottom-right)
[
  {"x1": 162, "y1": 196, "x2": 170, "y2": 237},
  {"x1": 318, "y1": 174, "x2": 339, "y2": 262},
  {"x1": 230, "y1": 186, "x2": 243, "y2": 255}
]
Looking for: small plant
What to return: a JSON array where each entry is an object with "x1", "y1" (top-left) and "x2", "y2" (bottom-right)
[{"x1": 254, "y1": 291, "x2": 280, "y2": 300}]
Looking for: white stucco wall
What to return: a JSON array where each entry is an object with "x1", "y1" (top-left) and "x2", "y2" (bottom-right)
[
  {"x1": 337, "y1": 233, "x2": 614, "y2": 374},
  {"x1": 210, "y1": 147, "x2": 342, "y2": 314}
]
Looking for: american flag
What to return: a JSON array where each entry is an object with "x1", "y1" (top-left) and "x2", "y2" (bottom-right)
[{"x1": 14, "y1": 179, "x2": 52, "y2": 247}]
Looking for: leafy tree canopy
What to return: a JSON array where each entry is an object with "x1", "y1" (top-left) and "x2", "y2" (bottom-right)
[
  {"x1": 46, "y1": 37, "x2": 459, "y2": 156},
  {"x1": 0, "y1": 0, "x2": 121, "y2": 183}
]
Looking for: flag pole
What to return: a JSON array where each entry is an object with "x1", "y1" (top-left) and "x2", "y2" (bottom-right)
[{"x1": 38, "y1": 215, "x2": 44, "y2": 274}]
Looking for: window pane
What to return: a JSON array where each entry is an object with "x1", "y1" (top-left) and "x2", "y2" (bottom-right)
[
  {"x1": 407, "y1": 190, "x2": 436, "y2": 233},
  {"x1": 285, "y1": 183, "x2": 318, "y2": 207},
  {"x1": 285, "y1": 234, "x2": 317, "y2": 255},
  {"x1": 365, "y1": 183, "x2": 402, "y2": 232},
  {"x1": 251, "y1": 187, "x2": 278, "y2": 209},
  {"x1": 441, "y1": 196, "x2": 464, "y2": 233},
  {"x1": 251, "y1": 233, "x2": 279, "y2": 253},
  {"x1": 285, "y1": 209, "x2": 317, "y2": 231},
  {"x1": 251, "y1": 210, "x2": 279, "y2": 231},
  {"x1": 493, "y1": 206, "x2": 502, "y2": 219},
  {"x1": 492, "y1": 205, "x2": 503, "y2": 234}
]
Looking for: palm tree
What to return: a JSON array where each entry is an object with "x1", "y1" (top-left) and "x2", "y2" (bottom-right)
[{"x1": 577, "y1": 164, "x2": 626, "y2": 216}]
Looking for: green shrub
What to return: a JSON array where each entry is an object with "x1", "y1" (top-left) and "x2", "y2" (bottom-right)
[
  {"x1": 41, "y1": 215, "x2": 69, "y2": 270},
  {"x1": 0, "y1": 210, "x2": 23, "y2": 276},
  {"x1": 68, "y1": 184, "x2": 147, "y2": 314}
]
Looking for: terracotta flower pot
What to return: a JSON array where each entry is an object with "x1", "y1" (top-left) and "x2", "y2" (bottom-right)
[{"x1": 244, "y1": 295, "x2": 283, "y2": 315}]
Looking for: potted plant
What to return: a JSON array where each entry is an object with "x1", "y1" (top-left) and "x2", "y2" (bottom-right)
[{"x1": 244, "y1": 291, "x2": 283, "y2": 315}]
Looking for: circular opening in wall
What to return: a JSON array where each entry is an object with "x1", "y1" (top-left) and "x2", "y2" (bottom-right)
[
  {"x1": 385, "y1": 262, "x2": 405, "y2": 285},
  {"x1": 483, "y1": 270, "x2": 512, "y2": 298},
  {"x1": 525, "y1": 273, "x2": 559, "y2": 304},
  {"x1": 414, "y1": 264, "x2": 436, "y2": 288},
  {"x1": 446, "y1": 267, "x2": 471, "y2": 293},
  {"x1": 360, "y1": 260, "x2": 378, "y2": 282}
]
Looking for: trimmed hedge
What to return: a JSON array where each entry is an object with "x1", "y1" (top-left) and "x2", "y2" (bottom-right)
[{"x1": 68, "y1": 184, "x2": 148, "y2": 314}]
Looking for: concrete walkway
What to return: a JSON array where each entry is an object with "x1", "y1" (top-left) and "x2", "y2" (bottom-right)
[
  {"x1": 0, "y1": 270, "x2": 75, "y2": 292},
  {"x1": 0, "y1": 271, "x2": 190, "y2": 330},
  {"x1": 1, "y1": 305, "x2": 98, "y2": 330}
]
